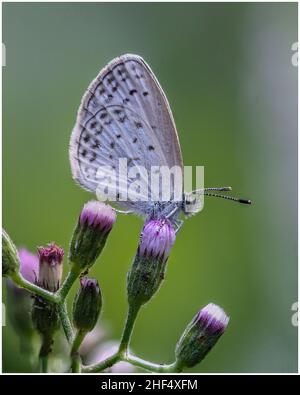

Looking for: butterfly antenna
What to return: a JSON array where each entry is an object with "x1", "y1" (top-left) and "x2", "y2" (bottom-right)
[
  {"x1": 204, "y1": 191, "x2": 251, "y2": 205},
  {"x1": 204, "y1": 187, "x2": 232, "y2": 192}
]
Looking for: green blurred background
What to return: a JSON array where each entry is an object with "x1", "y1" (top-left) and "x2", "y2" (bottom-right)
[{"x1": 2, "y1": 3, "x2": 298, "y2": 373}]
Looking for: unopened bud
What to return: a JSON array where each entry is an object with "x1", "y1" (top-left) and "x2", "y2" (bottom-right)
[
  {"x1": 73, "y1": 277, "x2": 102, "y2": 333},
  {"x1": 175, "y1": 303, "x2": 229, "y2": 368},
  {"x1": 32, "y1": 243, "x2": 63, "y2": 342},
  {"x1": 37, "y1": 243, "x2": 64, "y2": 292},
  {"x1": 69, "y1": 201, "x2": 116, "y2": 270}
]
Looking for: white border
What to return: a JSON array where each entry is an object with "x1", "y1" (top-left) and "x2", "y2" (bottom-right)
[{"x1": 0, "y1": 0, "x2": 299, "y2": 376}]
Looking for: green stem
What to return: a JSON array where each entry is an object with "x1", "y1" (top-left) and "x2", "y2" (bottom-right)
[
  {"x1": 57, "y1": 263, "x2": 82, "y2": 301},
  {"x1": 71, "y1": 330, "x2": 86, "y2": 373},
  {"x1": 39, "y1": 335, "x2": 53, "y2": 373},
  {"x1": 82, "y1": 352, "x2": 182, "y2": 374},
  {"x1": 82, "y1": 304, "x2": 141, "y2": 373},
  {"x1": 56, "y1": 264, "x2": 81, "y2": 345},
  {"x1": 123, "y1": 354, "x2": 182, "y2": 373},
  {"x1": 71, "y1": 355, "x2": 81, "y2": 373},
  {"x1": 82, "y1": 352, "x2": 120, "y2": 373},
  {"x1": 58, "y1": 301, "x2": 74, "y2": 343},
  {"x1": 118, "y1": 303, "x2": 141, "y2": 355},
  {"x1": 11, "y1": 272, "x2": 59, "y2": 303},
  {"x1": 40, "y1": 356, "x2": 49, "y2": 373}
]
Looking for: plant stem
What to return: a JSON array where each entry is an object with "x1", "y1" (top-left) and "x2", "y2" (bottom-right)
[
  {"x1": 56, "y1": 264, "x2": 81, "y2": 345},
  {"x1": 40, "y1": 356, "x2": 49, "y2": 373},
  {"x1": 82, "y1": 352, "x2": 182, "y2": 374},
  {"x1": 71, "y1": 355, "x2": 81, "y2": 373},
  {"x1": 82, "y1": 352, "x2": 120, "y2": 373},
  {"x1": 57, "y1": 263, "x2": 82, "y2": 301},
  {"x1": 11, "y1": 272, "x2": 59, "y2": 303},
  {"x1": 70, "y1": 329, "x2": 86, "y2": 373},
  {"x1": 123, "y1": 354, "x2": 182, "y2": 373},
  {"x1": 58, "y1": 301, "x2": 74, "y2": 343},
  {"x1": 39, "y1": 335, "x2": 53, "y2": 373},
  {"x1": 118, "y1": 303, "x2": 141, "y2": 355},
  {"x1": 82, "y1": 304, "x2": 141, "y2": 373}
]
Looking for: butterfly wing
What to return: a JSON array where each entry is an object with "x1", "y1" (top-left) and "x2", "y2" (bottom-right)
[{"x1": 69, "y1": 54, "x2": 183, "y2": 215}]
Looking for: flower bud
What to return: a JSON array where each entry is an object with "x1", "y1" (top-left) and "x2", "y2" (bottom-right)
[
  {"x1": 69, "y1": 201, "x2": 116, "y2": 270},
  {"x1": 32, "y1": 296, "x2": 60, "y2": 343},
  {"x1": 127, "y1": 219, "x2": 175, "y2": 307},
  {"x1": 37, "y1": 243, "x2": 64, "y2": 292},
  {"x1": 2, "y1": 229, "x2": 20, "y2": 277},
  {"x1": 32, "y1": 243, "x2": 63, "y2": 343},
  {"x1": 175, "y1": 303, "x2": 229, "y2": 368},
  {"x1": 73, "y1": 277, "x2": 102, "y2": 333}
]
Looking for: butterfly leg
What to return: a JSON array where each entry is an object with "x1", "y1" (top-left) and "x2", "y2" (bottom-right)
[
  {"x1": 165, "y1": 204, "x2": 181, "y2": 220},
  {"x1": 174, "y1": 219, "x2": 184, "y2": 234},
  {"x1": 113, "y1": 209, "x2": 134, "y2": 215}
]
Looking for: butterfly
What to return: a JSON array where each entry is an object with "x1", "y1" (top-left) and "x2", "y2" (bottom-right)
[{"x1": 69, "y1": 54, "x2": 250, "y2": 232}]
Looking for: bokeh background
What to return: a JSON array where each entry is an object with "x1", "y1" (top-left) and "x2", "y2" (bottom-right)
[{"x1": 2, "y1": 3, "x2": 298, "y2": 373}]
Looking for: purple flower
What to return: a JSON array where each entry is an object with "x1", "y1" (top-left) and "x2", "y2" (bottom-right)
[
  {"x1": 196, "y1": 303, "x2": 229, "y2": 335},
  {"x1": 139, "y1": 219, "x2": 176, "y2": 262},
  {"x1": 6, "y1": 248, "x2": 38, "y2": 346},
  {"x1": 37, "y1": 243, "x2": 64, "y2": 265},
  {"x1": 127, "y1": 219, "x2": 176, "y2": 307},
  {"x1": 80, "y1": 201, "x2": 116, "y2": 233},
  {"x1": 37, "y1": 243, "x2": 64, "y2": 292},
  {"x1": 18, "y1": 248, "x2": 39, "y2": 284}
]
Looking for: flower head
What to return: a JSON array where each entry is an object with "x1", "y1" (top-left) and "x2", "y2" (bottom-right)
[
  {"x1": 18, "y1": 248, "x2": 39, "y2": 284},
  {"x1": 139, "y1": 219, "x2": 175, "y2": 262},
  {"x1": 37, "y1": 243, "x2": 64, "y2": 292},
  {"x1": 127, "y1": 219, "x2": 176, "y2": 308},
  {"x1": 80, "y1": 201, "x2": 116, "y2": 233},
  {"x1": 69, "y1": 201, "x2": 116, "y2": 270},
  {"x1": 175, "y1": 303, "x2": 229, "y2": 369},
  {"x1": 38, "y1": 243, "x2": 64, "y2": 265},
  {"x1": 196, "y1": 303, "x2": 229, "y2": 335}
]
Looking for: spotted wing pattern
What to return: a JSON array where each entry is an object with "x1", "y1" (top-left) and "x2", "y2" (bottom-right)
[{"x1": 69, "y1": 54, "x2": 183, "y2": 215}]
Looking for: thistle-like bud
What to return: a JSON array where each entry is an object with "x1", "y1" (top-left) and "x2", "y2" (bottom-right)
[
  {"x1": 37, "y1": 243, "x2": 64, "y2": 292},
  {"x1": 175, "y1": 303, "x2": 229, "y2": 369},
  {"x1": 73, "y1": 277, "x2": 102, "y2": 333},
  {"x1": 127, "y1": 219, "x2": 176, "y2": 307},
  {"x1": 2, "y1": 229, "x2": 20, "y2": 277},
  {"x1": 32, "y1": 243, "x2": 63, "y2": 350},
  {"x1": 69, "y1": 201, "x2": 116, "y2": 270}
]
